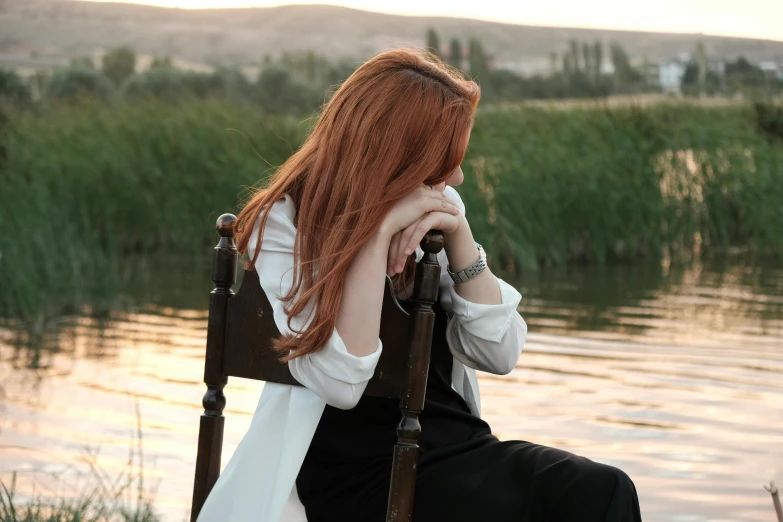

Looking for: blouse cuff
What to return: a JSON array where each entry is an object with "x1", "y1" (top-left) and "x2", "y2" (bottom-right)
[
  {"x1": 447, "y1": 277, "x2": 523, "y2": 343},
  {"x1": 306, "y1": 329, "x2": 383, "y2": 385}
]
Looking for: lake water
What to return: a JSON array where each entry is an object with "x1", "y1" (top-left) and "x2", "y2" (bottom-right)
[{"x1": 1, "y1": 254, "x2": 782, "y2": 521}]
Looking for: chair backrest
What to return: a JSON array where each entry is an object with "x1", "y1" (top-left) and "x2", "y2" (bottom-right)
[
  {"x1": 191, "y1": 214, "x2": 443, "y2": 522},
  {"x1": 222, "y1": 269, "x2": 415, "y2": 397}
]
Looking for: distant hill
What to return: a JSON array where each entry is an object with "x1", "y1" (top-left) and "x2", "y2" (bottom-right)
[{"x1": 2, "y1": 0, "x2": 783, "y2": 72}]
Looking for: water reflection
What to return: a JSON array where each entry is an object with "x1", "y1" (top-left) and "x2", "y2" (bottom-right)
[{"x1": 1, "y1": 254, "x2": 782, "y2": 522}]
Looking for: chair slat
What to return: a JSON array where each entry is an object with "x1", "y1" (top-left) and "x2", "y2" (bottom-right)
[{"x1": 223, "y1": 269, "x2": 414, "y2": 398}]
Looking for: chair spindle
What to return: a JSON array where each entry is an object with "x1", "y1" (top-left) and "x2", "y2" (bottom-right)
[
  {"x1": 386, "y1": 230, "x2": 444, "y2": 522},
  {"x1": 191, "y1": 214, "x2": 237, "y2": 522}
]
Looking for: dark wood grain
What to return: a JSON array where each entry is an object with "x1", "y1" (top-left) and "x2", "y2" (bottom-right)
[
  {"x1": 190, "y1": 213, "x2": 441, "y2": 521},
  {"x1": 190, "y1": 214, "x2": 236, "y2": 522},
  {"x1": 223, "y1": 269, "x2": 413, "y2": 398},
  {"x1": 385, "y1": 230, "x2": 443, "y2": 522}
]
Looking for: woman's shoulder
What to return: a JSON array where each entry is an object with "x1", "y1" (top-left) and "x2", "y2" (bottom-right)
[
  {"x1": 268, "y1": 193, "x2": 296, "y2": 223},
  {"x1": 254, "y1": 193, "x2": 296, "y2": 231},
  {"x1": 249, "y1": 193, "x2": 297, "y2": 256}
]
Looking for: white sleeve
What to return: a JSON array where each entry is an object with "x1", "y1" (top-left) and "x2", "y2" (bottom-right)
[
  {"x1": 247, "y1": 197, "x2": 382, "y2": 410},
  {"x1": 436, "y1": 187, "x2": 527, "y2": 375}
]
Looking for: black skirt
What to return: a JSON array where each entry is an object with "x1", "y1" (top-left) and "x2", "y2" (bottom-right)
[{"x1": 295, "y1": 301, "x2": 641, "y2": 522}]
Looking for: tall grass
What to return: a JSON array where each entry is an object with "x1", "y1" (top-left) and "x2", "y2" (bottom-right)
[
  {"x1": 0, "y1": 100, "x2": 308, "y2": 321},
  {"x1": 1, "y1": 99, "x2": 781, "y2": 321},
  {"x1": 0, "y1": 473, "x2": 158, "y2": 522},
  {"x1": 459, "y1": 103, "x2": 783, "y2": 270}
]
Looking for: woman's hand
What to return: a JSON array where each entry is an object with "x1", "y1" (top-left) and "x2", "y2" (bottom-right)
[{"x1": 381, "y1": 186, "x2": 463, "y2": 277}]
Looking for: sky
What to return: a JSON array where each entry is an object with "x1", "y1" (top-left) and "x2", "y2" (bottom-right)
[{"x1": 78, "y1": 0, "x2": 783, "y2": 42}]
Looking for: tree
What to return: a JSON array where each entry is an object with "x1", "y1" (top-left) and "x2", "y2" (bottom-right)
[
  {"x1": 70, "y1": 56, "x2": 95, "y2": 69},
  {"x1": 47, "y1": 67, "x2": 113, "y2": 103},
  {"x1": 123, "y1": 67, "x2": 251, "y2": 103},
  {"x1": 562, "y1": 54, "x2": 573, "y2": 76},
  {"x1": 680, "y1": 60, "x2": 720, "y2": 96},
  {"x1": 695, "y1": 40, "x2": 707, "y2": 96},
  {"x1": 150, "y1": 56, "x2": 173, "y2": 70},
  {"x1": 569, "y1": 40, "x2": 580, "y2": 71},
  {"x1": 582, "y1": 42, "x2": 592, "y2": 76},
  {"x1": 254, "y1": 64, "x2": 320, "y2": 114},
  {"x1": 0, "y1": 68, "x2": 32, "y2": 105},
  {"x1": 592, "y1": 41, "x2": 603, "y2": 79},
  {"x1": 609, "y1": 42, "x2": 640, "y2": 92},
  {"x1": 426, "y1": 28, "x2": 441, "y2": 58},
  {"x1": 468, "y1": 37, "x2": 488, "y2": 79},
  {"x1": 549, "y1": 52, "x2": 558, "y2": 73},
  {"x1": 102, "y1": 47, "x2": 136, "y2": 86},
  {"x1": 725, "y1": 56, "x2": 766, "y2": 94},
  {"x1": 449, "y1": 38, "x2": 463, "y2": 70}
]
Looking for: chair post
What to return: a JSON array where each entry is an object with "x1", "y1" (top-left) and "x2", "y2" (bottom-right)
[
  {"x1": 190, "y1": 214, "x2": 237, "y2": 522},
  {"x1": 386, "y1": 230, "x2": 443, "y2": 522}
]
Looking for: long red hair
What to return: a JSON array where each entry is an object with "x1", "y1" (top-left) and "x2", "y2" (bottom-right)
[{"x1": 236, "y1": 48, "x2": 481, "y2": 360}]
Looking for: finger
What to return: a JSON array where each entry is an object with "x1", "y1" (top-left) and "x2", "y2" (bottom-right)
[
  {"x1": 421, "y1": 189, "x2": 461, "y2": 215},
  {"x1": 396, "y1": 223, "x2": 415, "y2": 274},
  {"x1": 399, "y1": 214, "x2": 427, "y2": 256},
  {"x1": 403, "y1": 212, "x2": 457, "y2": 255},
  {"x1": 387, "y1": 231, "x2": 401, "y2": 276},
  {"x1": 395, "y1": 218, "x2": 421, "y2": 273}
]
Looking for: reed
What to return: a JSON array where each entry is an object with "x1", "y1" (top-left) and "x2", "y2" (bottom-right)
[
  {"x1": 459, "y1": 102, "x2": 783, "y2": 270},
  {"x1": 0, "y1": 474, "x2": 158, "y2": 522},
  {"x1": 0, "y1": 404, "x2": 158, "y2": 522},
  {"x1": 1, "y1": 99, "x2": 781, "y2": 321}
]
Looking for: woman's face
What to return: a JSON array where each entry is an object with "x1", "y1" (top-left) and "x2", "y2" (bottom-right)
[{"x1": 430, "y1": 165, "x2": 464, "y2": 192}]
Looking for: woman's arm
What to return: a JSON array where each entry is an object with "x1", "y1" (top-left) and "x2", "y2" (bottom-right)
[
  {"x1": 251, "y1": 189, "x2": 460, "y2": 409},
  {"x1": 251, "y1": 198, "x2": 387, "y2": 410},
  {"x1": 335, "y1": 227, "x2": 393, "y2": 357},
  {"x1": 438, "y1": 187, "x2": 527, "y2": 375}
]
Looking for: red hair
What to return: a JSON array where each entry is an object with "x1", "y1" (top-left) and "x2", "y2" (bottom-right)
[{"x1": 236, "y1": 48, "x2": 481, "y2": 360}]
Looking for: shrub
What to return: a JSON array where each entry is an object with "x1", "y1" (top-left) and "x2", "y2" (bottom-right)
[
  {"x1": 0, "y1": 68, "x2": 32, "y2": 106},
  {"x1": 123, "y1": 68, "x2": 253, "y2": 103},
  {"x1": 46, "y1": 67, "x2": 114, "y2": 103},
  {"x1": 102, "y1": 46, "x2": 136, "y2": 86},
  {"x1": 253, "y1": 64, "x2": 322, "y2": 115}
]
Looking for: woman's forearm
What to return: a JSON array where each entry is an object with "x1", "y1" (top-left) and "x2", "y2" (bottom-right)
[
  {"x1": 335, "y1": 227, "x2": 392, "y2": 357},
  {"x1": 444, "y1": 216, "x2": 502, "y2": 305}
]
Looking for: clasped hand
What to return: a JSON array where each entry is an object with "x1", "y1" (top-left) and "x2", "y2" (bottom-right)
[{"x1": 381, "y1": 185, "x2": 464, "y2": 277}]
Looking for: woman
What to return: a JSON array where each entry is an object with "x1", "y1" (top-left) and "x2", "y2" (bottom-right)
[{"x1": 197, "y1": 49, "x2": 641, "y2": 522}]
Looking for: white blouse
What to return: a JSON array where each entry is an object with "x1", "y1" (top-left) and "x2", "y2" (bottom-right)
[{"x1": 196, "y1": 186, "x2": 527, "y2": 522}]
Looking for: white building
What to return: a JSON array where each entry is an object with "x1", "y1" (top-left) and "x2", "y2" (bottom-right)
[
  {"x1": 759, "y1": 60, "x2": 783, "y2": 80},
  {"x1": 659, "y1": 61, "x2": 687, "y2": 93}
]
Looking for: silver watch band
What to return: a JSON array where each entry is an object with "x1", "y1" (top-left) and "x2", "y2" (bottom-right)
[{"x1": 447, "y1": 242, "x2": 487, "y2": 284}]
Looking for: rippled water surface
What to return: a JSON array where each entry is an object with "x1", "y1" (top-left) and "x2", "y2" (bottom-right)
[{"x1": 1, "y1": 256, "x2": 782, "y2": 521}]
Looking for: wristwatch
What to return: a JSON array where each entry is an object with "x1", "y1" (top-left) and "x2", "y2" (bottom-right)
[{"x1": 447, "y1": 242, "x2": 487, "y2": 284}]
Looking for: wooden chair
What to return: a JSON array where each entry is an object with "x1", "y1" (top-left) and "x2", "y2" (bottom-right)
[{"x1": 191, "y1": 213, "x2": 443, "y2": 522}]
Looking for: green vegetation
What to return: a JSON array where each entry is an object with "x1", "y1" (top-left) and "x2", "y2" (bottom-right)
[
  {"x1": 460, "y1": 102, "x2": 783, "y2": 271},
  {"x1": 0, "y1": 70, "x2": 32, "y2": 106},
  {"x1": 0, "y1": 476, "x2": 158, "y2": 522},
  {"x1": 46, "y1": 67, "x2": 114, "y2": 104},
  {"x1": 101, "y1": 47, "x2": 137, "y2": 87},
  {"x1": 3, "y1": 47, "x2": 349, "y2": 115},
  {"x1": 1, "y1": 98, "x2": 781, "y2": 322}
]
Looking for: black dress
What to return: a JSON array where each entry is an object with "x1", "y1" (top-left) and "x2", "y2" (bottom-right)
[{"x1": 295, "y1": 299, "x2": 642, "y2": 522}]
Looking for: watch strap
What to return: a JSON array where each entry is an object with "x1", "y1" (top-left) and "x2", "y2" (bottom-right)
[{"x1": 447, "y1": 242, "x2": 487, "y2": 284}]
